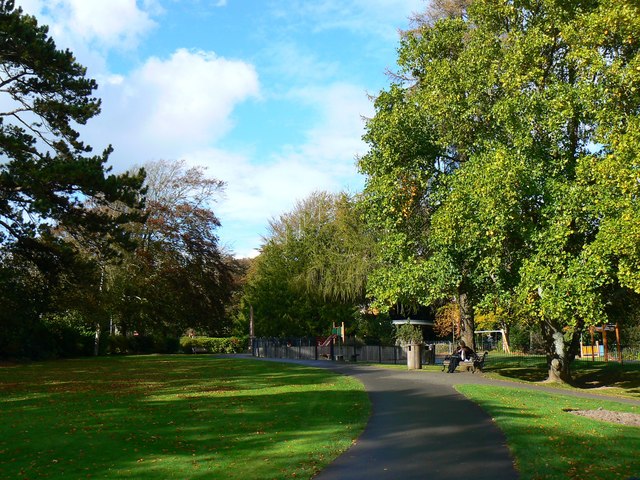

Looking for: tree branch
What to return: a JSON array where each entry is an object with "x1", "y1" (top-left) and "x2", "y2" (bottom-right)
[{"x1": 0, "y1": 69, "x2": 30, "y2": 89}]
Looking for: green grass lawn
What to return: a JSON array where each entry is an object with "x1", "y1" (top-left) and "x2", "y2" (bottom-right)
[
  {"x1": 457, "y1": 384, "x2": 640, "y2": 480},
  {"x1": 0, "y1": 356, "x2": 369, "y2": 479},
  {"x1": 483, "y1": 354, "x2": 640, "y2": 400}
]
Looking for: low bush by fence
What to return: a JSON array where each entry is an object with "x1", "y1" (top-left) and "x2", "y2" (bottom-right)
[
  {"x1": 179, "y1": 336, "x2": 247, "y2": 354},
  {"x1": 108, "y1": 335, "x2": 180, "y2": 355}
]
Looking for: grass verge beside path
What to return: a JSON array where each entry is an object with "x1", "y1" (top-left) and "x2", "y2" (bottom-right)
[
  {"x1": 457, "y1": 384, "x2": 640, "y2": 480},
  {"x1": 0, "y1": 356, "x2": 369, "y2": 480},
  {"x1": 483, "y1": 355, "x2": 640, "y2": 400}
]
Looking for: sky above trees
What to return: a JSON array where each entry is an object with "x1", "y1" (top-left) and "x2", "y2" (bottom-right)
[{"x1": 16, "y1": 0, "x2": 424, "y2": 257}]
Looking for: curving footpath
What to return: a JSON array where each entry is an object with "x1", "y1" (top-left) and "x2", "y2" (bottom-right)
[
  {"x1": 312, "y1": 363, "x2": 518, "y2": 480},
  {"x1": 246, "y1": 357, "x2": 640, "y2": 480}
]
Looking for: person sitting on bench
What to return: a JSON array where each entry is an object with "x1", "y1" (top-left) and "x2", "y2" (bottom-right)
[{"x1": 447, "y1": 341, "x2": 475, "y2": 373}]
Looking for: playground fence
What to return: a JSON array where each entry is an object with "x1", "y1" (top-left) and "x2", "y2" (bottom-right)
[
  {"x1": 250, "y1": 337, "x2": 640, "y2": 366},
  {"x1": 251, "y1": 337, "x2": 437, "y2": 365}
]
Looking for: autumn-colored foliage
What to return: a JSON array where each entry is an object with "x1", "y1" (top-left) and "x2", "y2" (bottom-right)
[{"x1": 434, "y1": 303, "x2": 460, "y2": 338}]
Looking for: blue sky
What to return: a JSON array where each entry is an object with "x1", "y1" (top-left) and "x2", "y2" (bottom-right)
[{"x1": 18, "y1": 0, "x2": 425, "y2": 257}]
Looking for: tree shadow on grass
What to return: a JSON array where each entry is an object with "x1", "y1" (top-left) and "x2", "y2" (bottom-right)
[
  {"x1": 571, "y1": 361, "x2": 640, "y2": 397},
  {"x1": 458, "y1": 385, "x2": 640, "y2": 480},
  {"x1": 489, "y1": 366, "x2": 548, "y2": 383},
  {"x1": 0, "y1": 356, "x2": 369, "y2": 480},
  {"x1": 484, "y1": 357, "x2": 640, "y2": 397}
]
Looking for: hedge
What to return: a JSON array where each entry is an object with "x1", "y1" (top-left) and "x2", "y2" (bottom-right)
[
  {"x1": 107, "y1": 335, "x2": 180, "y2": 355},
  {"x1": 179, "y1": 336, "x2": 247, "y2": 354}
]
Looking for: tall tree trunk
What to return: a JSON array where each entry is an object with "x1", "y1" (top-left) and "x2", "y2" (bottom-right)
[
  {"x1": 457, "y1": 292, "x2": 475, "y2": 350},
  {"x1": 542, "y1": 319, "x2": 582, "y2": 383},
  {"x1": 94, "y1": 265, "x2": 105, "y2": 356},
  {"x1": 94, "y1": 322, "x2": 101, "y2": 356}
]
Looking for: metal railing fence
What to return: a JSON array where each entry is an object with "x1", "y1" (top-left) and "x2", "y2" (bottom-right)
[
  {"x1": 250, "y1": 337, "x2": 640, "y2": 366},
  {"x1": 251, "y1": 337, "x2": 439, "y2": 365}
]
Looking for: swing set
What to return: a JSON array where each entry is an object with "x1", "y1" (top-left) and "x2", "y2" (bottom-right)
[{"x1": 580, "y1": 323, "x2": 622, "y2": 364}]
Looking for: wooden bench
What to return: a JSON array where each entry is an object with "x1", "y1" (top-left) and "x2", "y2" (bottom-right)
[
  {"x1": 442, "y1": 351, "x2": 488, "y2": 373},
  {"x1": 192, "y1": 346, "x2": 208, "y2": 354}
]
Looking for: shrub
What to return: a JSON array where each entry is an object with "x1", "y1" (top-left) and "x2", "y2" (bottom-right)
[
  {"x1": 107, "y1": 335, "x2": 130, "y2": 355},
  {"x1": 179, "y1": 336, "x2": 247, "y2": 354},
  {"x1": 107, "y1": 335, "x2": 180, "y2": 355},
  {"x1": 394, "y1": 323, "x2": 424, "y2": 345},
  {"x1": 37, "y1": 313, "x2": 94, "y2": 358}
]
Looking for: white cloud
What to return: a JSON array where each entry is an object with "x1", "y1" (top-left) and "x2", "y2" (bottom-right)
[
  {"x1": 18, "y1": 0, "x2": 160, "y2": 51},
  {"x1": 181, "y1": 81, "x2": 372, "y2": 257},
  {"x1": 56, "y1": 0, "x2": 157, "y2": 49},
  {"x1": 16, "y1": 0, "x2": 161, "y2": 80},
  {"x1": 88, "y1": 48, "x2": 260, "y2": 169},
  {"x1": 135, "y1": 49, "x2": 260, "y2": 143},
  {"x1": 185, "y1": 147, "x2": 340, "y2": 258},
  {"x1": 289, "y1": 82, "x2": 373, "y2": 166},
  {"x1": 260, "y1": 41, "x2": 340, "y2": 85}
]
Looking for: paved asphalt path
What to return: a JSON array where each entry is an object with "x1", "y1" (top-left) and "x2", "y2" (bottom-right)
[
  {"x1": 246, "y1": 357, "x2": 518, "y2": 480},
  {"x1": 313, "y1": 363, "x2": 518, "y2": 480},
  {"x1": 241, "y1": 357, "x2": 640, "y2": 480}
]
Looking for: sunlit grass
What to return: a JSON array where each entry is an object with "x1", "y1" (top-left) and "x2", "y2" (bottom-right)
[
  {"x1": 482, "y1": 354, "x2": 640, "y2": 400},
  {"x1": 457, "y1": 384, "x2": 640, "y2": 480},
  {"x1": 0, "y1": 356, "x2": 369, "y2": 479}
]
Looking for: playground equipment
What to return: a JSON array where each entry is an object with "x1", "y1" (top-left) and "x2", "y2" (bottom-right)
[
  {"x1": 331, "y1": 322, "x2": 345, "y2": 342},
  {"x1": 316, "y1": 323, "x2": 347, "y2": 360},
  {"x1": 581, "y1": 323, "x2": 622, "y2": 363},
  {"x1": 319, "y1": 334, "x2": 338, "y2": 347}
]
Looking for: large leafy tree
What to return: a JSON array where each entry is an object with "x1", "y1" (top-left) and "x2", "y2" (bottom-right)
[
  {"x1": 0, "y1": 2, "x2": 144, "y2": 358},
  {"x1": 495, "y1": 0, "x2": 640, "y2": 381},
  {"x1": 244, "y1": 191, "x2": 373, "y2": 338},
  {"x1": 107, "y1": 159, "x2": 236, "y2": 337},
  {"x1": 36, "y1": 161, "x2": 238, "y2": 347},
  {"x1": 0, "y1": 1, "x2": 143, "y2": 272},
  {"x1": 359, "y1": 9, "x2": 485, "y2": 347},
  {"x1": 361, "y1": 0, "x2": 640, "y2": 382},
  {"x1": 428, "y1": 148, "x2": 541, "y2": 349}
]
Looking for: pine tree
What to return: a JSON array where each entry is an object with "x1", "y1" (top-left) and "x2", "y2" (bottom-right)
[{"x1": 0, "y1": 0, "x2": 144, "y2": 275}]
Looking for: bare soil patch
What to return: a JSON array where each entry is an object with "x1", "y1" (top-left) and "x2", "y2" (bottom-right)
[{"x1": 565, "y1": 408, "x2": 640, "y2": 427}]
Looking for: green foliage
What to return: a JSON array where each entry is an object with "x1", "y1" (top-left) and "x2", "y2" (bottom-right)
[
  {"x1": 107, "y1": 335, "x2": 180, "y2": 355},
  {"x1": 394, "y1": 323, "x2": 424, "y2": 345},
  {"x1": 360, "y1": 0, "x2": 640, "y2": 381},
  {"x1": 623, "y1": 319, "x2": 640, "y2": 347},
  {"x1": 0, "y1": 2, "x2": 147, "y2": 358},
  {"x1": 3, "y1": 311, "x2": 95, "y2": 360},
  {"x1": 0, "y1": 254, "x2": 105, "y2": 359},
  {"x1": 106, "y1": 159, "x2": 236, "y2": 337},
  {"x1": 352, "y1": 311, "x2": 395, "y2": 345},
  {"x1": 179, "y1": 336, "x2": 247, "y2": 354},
  {"x1": 505, "y1": 324, "x2": 546, "y2": 354},
  {"x1": 242, "y1": 191, "x2": 372, "y2": 337},
  {"x1": 66, "y1": 159, "x2": 242, "y2": 346},
  {"x1": 39, "y1": 313, "x2": 96, "y2": 357},
  {"x1": 0, "y1": 4, "x2": 144, "y2": 270},
  {"x1": 0, "y1": 255, "x2": 47, "y2": 358}
]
